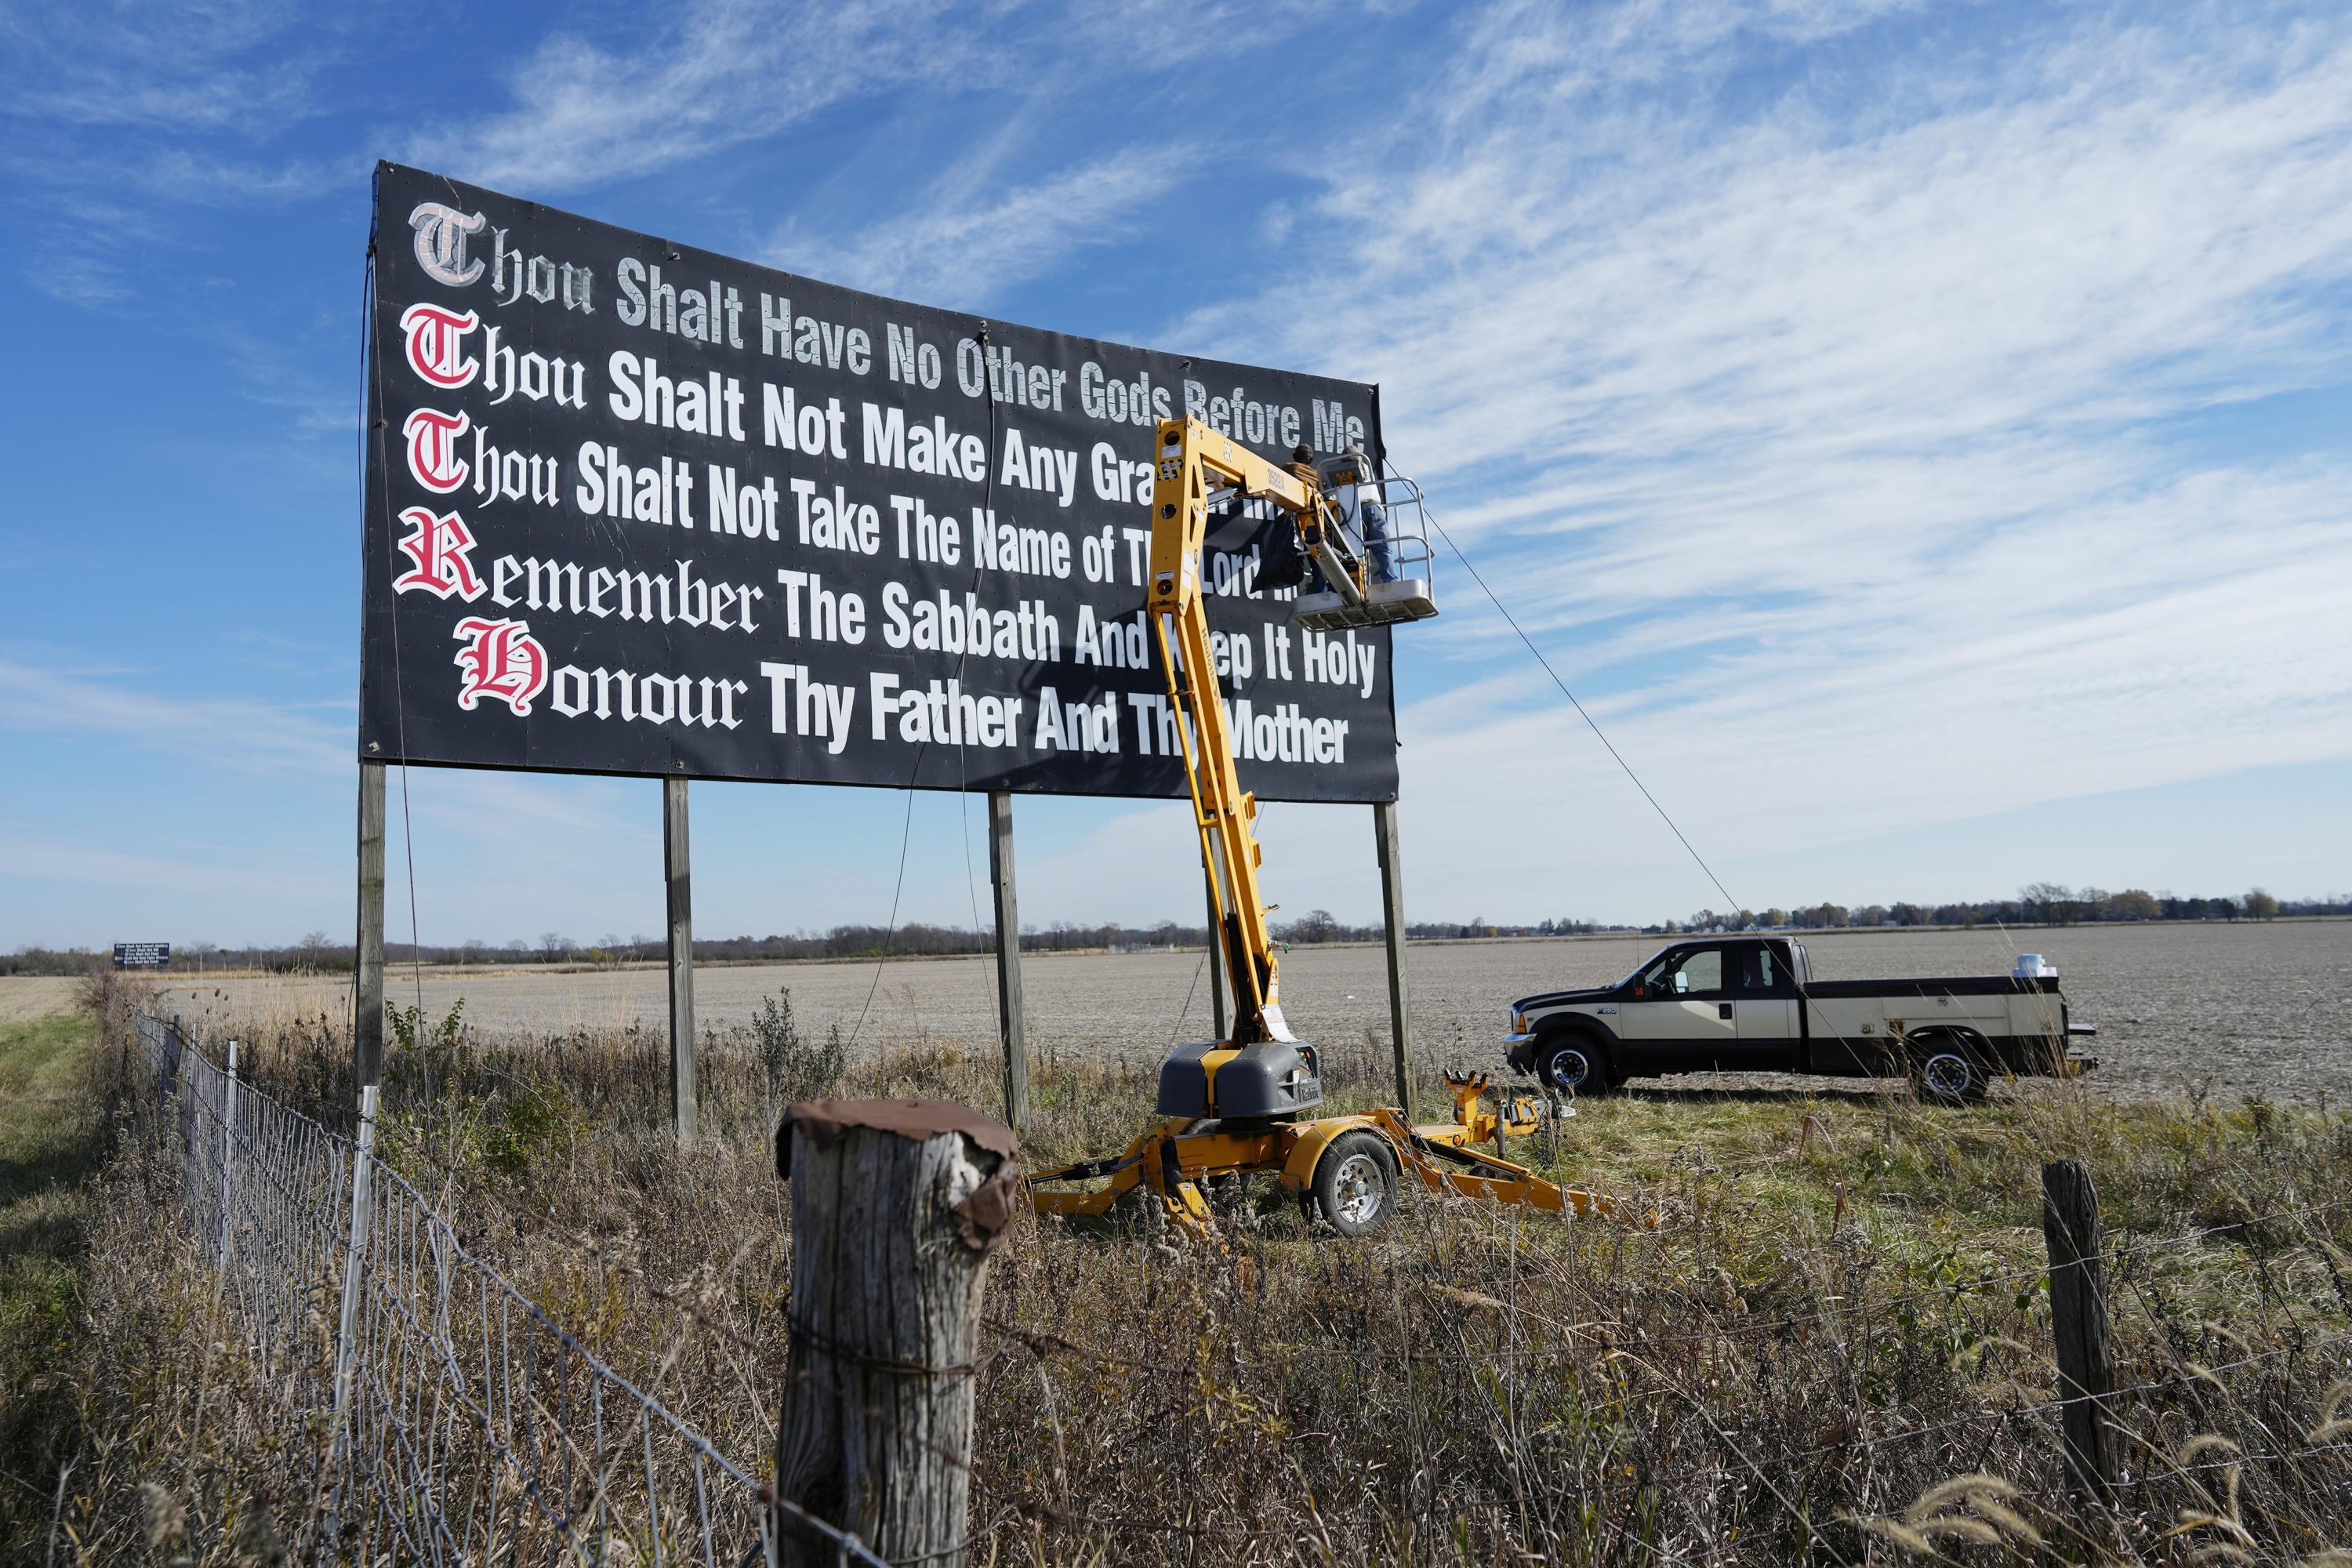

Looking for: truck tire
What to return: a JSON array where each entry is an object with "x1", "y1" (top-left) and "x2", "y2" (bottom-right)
[
  {"x1": 1910, "y1": 1036, "x2": 1990, "y2": 1105},
  {"x1": 1312, "y1": 1130, "x2": 1400, "y2": 1236},
  {"x1": 1537, "y1": 1034, "x2": 1616, "y2": 1097}
]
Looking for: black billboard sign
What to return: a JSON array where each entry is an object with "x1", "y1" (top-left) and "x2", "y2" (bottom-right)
[
  {"x1": 114, "y1": 943, "x2": 171, "y2": 969},
  {"x1": 362, "y1": 164, "x2": 1396, "y2": 803}
]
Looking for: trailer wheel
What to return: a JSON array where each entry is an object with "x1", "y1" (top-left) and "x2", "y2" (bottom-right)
[
  {"x1": 1312, "y1": 1131, "x2": 1400, "y2": 1236},
  {"x1": 1911, "y1": 1040, "x2": 1989, "y2": 1105},
  {"x1": 1539, "y1": 1037, "x2": 1613, "y2": 1097}
]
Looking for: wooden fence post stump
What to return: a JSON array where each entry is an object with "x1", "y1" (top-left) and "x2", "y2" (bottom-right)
[
  {"x1": 775, "y1": 1100, "x2": 1020, "y2": 1568},
  {"x1": 2042, "y1": 1157, "x2": 2118, "y2": 1510}
]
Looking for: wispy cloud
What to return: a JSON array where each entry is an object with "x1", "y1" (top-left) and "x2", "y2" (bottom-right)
[
  {"x1": 0, "y1": 831, "x2": 344, "y2": 906},
  {"x1": 399, "y1": 0, "x2": 971, "y2": 194},
  {"x1": 767, "y1": 147, "x2": 1184, "y2": 307},
  {"x1": 1171, "y1": 1, "x2": 2352, "y2": 898},
  {"x1": 0, "y1": 652, "x2": 640, "y2": 844},
  {"x1": 0, "y1": 1, "x2": 350, "y2": 310},
  {"x1": 0, "y1": 0, "x2": 332, "y2": 134},
  {"x1": 0, "y1": 656, "x2": 350, "y2": 780}
]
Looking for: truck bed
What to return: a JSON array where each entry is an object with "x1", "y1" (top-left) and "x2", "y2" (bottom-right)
[{"x1": 1802, "y1": 975, "x2": 2060, "y2": 1000}]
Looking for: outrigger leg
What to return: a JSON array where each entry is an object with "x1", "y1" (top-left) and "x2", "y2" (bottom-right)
[{"x1": 1025, "y1": 1073, "x2": 1651, "y2": 1239}]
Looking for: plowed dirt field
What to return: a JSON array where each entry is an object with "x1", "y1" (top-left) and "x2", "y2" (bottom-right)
[{"x1": 102, "y1": 919, "x2": 2350, "y2": 1100}]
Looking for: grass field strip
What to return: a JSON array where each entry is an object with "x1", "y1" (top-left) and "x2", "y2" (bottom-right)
[{"x1": 112, "y1": 1004, "x2": 2352, "y2": 1563}]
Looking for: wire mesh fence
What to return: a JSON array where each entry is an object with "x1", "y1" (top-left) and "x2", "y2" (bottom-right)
[{"x1": 135, "y1": 1013, "x2": 885, "y2": 1568}]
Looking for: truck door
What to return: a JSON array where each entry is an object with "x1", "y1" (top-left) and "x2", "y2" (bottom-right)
[
  {"x1": 1730, "y1": 942, "x2": 1800, "y2": 1068},
  {"x1": 1618, "y1": 944, "x2": 1737, "y2": 1068}
]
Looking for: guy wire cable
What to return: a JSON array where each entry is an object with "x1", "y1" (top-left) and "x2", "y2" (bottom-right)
[
  {"x1": 1416, "y1": 461, "x2": 2029, "y2": 957},
  {"x1": 950, "y1": 334, "x2": 1000, "y2": 1027},
  {"x1": 847, "y1": 321, "x2": 1003, "y2": 1051},
  {"x1": 1402, "y1": 459, "x2": 1745, "y2": 916}
]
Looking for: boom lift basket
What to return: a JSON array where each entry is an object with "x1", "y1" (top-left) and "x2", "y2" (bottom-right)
[{"x1": 1294, "y1": 461, "x2": 1436, "y2": 632}]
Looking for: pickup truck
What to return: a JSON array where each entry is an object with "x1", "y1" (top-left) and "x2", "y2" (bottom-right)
[{"x1": 1501, "y1": 935, "x2": 2095, "y2": 1103}]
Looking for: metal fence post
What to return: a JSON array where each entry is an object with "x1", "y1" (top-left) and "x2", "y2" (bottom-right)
[
  {"x1": 220, "y1": 1039, "x2": 240, "y2": 1269},
  {"x1": 332, "y1": 1083, "x2": 381, "y2": 1467},
  {"x1": 664, "y1": 774, "x2": 698, "y2": 1142}
]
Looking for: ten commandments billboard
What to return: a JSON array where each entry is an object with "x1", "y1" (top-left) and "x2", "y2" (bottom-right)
[{"x1": 362, "y1": 163, "x2": 1397, "y2": 801}]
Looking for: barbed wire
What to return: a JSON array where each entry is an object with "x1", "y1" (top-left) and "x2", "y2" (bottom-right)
[
  {"x1": 994, "y1": 1180, "x2": 2350, "y2": 1386},
  {"x1": 139, "y1": 1014, "x2": 887, "y2": 1568},
  {"x1": 1362, "y1": 1181, "x2": 2352, "y2": 1356},
  {"x1": 2117, "y1": 1438, "x2": 2352, "y2": 1493}
]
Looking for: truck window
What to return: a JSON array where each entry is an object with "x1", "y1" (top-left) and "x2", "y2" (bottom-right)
[
  {"x1": 1646, "y1": 946, "x2": 1725, "y2": 996},
  {"x1": 1735, "y1": 946, "x2": 1780, "y2": 993}
]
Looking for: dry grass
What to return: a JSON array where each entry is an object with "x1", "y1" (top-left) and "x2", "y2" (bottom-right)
[{"x1": 12, "y1": 984, "x2": 2352, "y2": 1565}]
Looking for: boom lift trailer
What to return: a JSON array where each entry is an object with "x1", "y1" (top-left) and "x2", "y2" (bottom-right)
[{"x1": 1028, "y1": 419, "x2": 1639, "y2": 1238}]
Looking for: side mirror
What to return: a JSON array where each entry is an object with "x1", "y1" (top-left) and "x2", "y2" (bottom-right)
[{"x1": 1673, "y1": 971, "x2": 1690, "y2": 995}]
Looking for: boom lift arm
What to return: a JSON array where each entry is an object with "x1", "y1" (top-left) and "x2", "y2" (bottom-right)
[
  {"x1": 1027, "y1": 418, "x2": 1644, "y2": 1237},
  {"x1": 1145, "y1": 422, "x2": 1316, "y2": 1054}
]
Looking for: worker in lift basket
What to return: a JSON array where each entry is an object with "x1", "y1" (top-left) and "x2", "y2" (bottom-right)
[
  {"x1": 1343, "y1": 441, "x2": 1396, "y2": 585},
  {"x1": 1274, "y1": 444, "x2": 1395, "y2": 593}
]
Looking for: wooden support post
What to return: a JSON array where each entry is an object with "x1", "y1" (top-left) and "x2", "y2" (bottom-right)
[
  {"x1": 774, "y1": 1102, "x2": 1019, "y2": 1568},
  {"x1": 354, "y1": 760, "x2": 386, "y2": 1088},
  {"x1": 2042, "y1": 1157, "x2": 2117, "y2": 1508},
  {"x1": 663, "y1": 775, "x2": 696, "y2": 1142},
  {"x1": 1206, "y1": 881, "x2": 1228, "y2": 1040},
  {"x1": 1374, "y1": 800, "x2": 1414, "y2": 1119},
  {"x1": 986, "y1": 791, "x2": 1029, "y2": 1132}
]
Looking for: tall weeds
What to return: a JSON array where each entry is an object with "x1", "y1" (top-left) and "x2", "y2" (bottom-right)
[{"x1": 28, "y1": 999, "x2": 2352, "y2": 1565}]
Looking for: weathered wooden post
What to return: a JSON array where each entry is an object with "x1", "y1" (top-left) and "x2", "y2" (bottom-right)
[
  {"x1": 2042, "y1": 1158, "x2": 2117, "y2": 1508},
  {"x1": 355, "y1": 760, "x2": 387, "y2": 1087},
  {"x1": 985, "y1": 790, "x2": 1028, "y2": 1132},
  {"x1": 775, "y1": 1100, "x2": 1020, "y2": 1567}
]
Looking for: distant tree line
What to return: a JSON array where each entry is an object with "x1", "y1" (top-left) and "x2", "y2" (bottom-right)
[
  {"x1": 7, "y1": 885, "x2": 2340, "y2": 975},
  {"x1": 1658, "y1": 884, "x2": 2332, "y2": 935}
]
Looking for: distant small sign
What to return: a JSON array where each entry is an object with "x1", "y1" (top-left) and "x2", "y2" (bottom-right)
[{"x1": 114, "y1": 942, "x2": 171, "y2": 969}]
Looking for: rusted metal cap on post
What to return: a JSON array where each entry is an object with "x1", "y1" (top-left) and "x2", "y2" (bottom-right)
[{"x1": 777, "y1": 1098, "x2": 1022, "y2": 1250}]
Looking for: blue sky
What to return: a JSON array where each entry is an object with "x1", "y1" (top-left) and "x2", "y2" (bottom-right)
[{"x1": 2, "y1": 0, "x2": 2349, "y2": 950}]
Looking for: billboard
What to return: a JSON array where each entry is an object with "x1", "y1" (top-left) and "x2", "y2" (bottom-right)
[
  {"x1": 114, "y1": 943, "x2": 171, "y2": 968},
  {"x1": 362, "y1": 164, "x2": 1397, "y2": 803}
]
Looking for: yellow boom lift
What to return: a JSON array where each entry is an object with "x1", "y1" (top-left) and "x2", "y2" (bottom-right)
[{"x1": 1029, "y1": 419, "x2": 1639, "y2": 1238}]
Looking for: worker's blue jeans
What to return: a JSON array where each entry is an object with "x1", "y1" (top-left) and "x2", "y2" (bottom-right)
[{"x1": 1362, "y1": 499, "x2": 1395, "y2": 583}]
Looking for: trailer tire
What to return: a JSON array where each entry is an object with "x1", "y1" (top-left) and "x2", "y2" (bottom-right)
[
  {"x1": 1312, "y1": 1130, "x2": 1400, "y2": 1236},
  {"x1": 1537, "y1": 1035, "x2": 1615, "y2": 1097},
  {"x1": 1910, "y1": 1036, "x2": 1991, "y2": 1105}
]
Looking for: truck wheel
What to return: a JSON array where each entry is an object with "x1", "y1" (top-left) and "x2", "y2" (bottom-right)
[
  {"x1": 1539, "y1": 1038, "x2": 1613, "y2": 1097},
  {"x1": 1911, "y1": 1042, "x2": 1988, "y2": 1105},
  {"x1": 1312, "y1": 1130, "x2": 1400, "y2": 1236}
]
